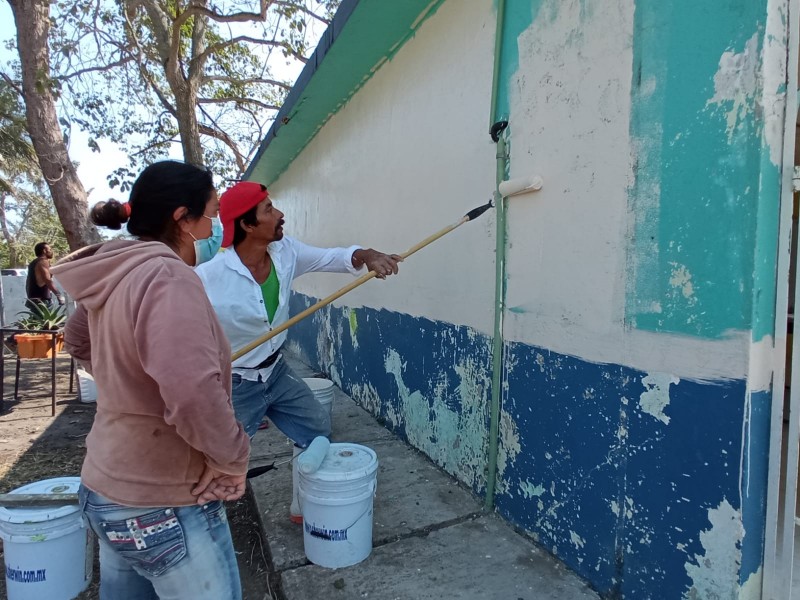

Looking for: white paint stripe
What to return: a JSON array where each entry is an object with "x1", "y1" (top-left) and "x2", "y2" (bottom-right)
[{"x1": 505, "y1": 316, "x2": 750, "y2": 383}]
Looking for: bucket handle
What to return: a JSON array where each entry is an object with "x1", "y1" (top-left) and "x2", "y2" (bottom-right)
[{"x1": 337, "y1": 483, "x2": 376, "y2": 532}]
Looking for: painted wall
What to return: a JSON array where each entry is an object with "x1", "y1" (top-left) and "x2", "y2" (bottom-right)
[{"x1": 261, "y1": 0, "x2": 787, "y2": 598}]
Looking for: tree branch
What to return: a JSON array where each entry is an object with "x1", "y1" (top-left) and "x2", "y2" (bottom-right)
[
  {"x1": 0, "y1": 72, "x2": 23, "y2": 97},
  {"x1": 122, "y1": 12, "x2": 178, "y2": 117},
  {"x1": 174, "y1": 0, "x2": 270, "y2": 30},
  {"x1": 198, "y1": 97, "x2": 280, "y2": 110},
  {"x1": 197, "y1": 105, "x2": 245, "y2": 173},
  {"x1": 131, "y1": 134, "x2": 177, "y2": 157},
  {"x1": 273, "y1": 1, "x2": 330, "y2": 25},
  {"x1": 57, "y1": 56, "x2": 135, "y2": 81},
  {"x1": 202, "y1": 75, "x2": 291, "y2": 90},
  {"x1": 192, "y1": 36, "x2": 306, "y2": 71}
]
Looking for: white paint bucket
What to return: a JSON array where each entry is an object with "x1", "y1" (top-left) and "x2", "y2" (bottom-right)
[
  {"x1": 299, "y1": 443, "x2": 378, "y2": 568},
  {"x1": 0, "y1": 477, "x2": 93, "y2": 600},
  {"x1": 303, "y1": 377, "x2": 335, "y2": 420},
  {"x1": 77, "y1": 369, "x2": 96, "y2": 403}
]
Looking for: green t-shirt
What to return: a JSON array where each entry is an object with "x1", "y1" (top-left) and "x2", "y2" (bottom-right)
[{"x1": 260, "y1": 265, "x2": 280, "y2": 322}]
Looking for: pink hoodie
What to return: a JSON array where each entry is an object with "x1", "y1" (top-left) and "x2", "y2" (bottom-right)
[{"x1": 53, "y1": 240, "x2": 249, "y2": 507}]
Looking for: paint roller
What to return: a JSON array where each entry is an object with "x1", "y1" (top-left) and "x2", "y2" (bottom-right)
[
  {"x1": 246, "y1": 436, "x2": 330, "y2": 478},
  {"x1": 498, "y1": 175, "x2": 543, "y2": 197},
  {"x1": 297, "y1": 436, "x2": 330, "y2": 474},
  {"x1": 230, "y1": 175, "x2": 543, "y2": 361}
]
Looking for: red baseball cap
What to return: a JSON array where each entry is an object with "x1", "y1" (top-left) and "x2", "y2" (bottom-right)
[{"x1": 219, "y1": 181, "x2": 269, "y2": 247}]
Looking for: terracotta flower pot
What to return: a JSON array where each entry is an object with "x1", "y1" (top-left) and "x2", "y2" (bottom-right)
[{"x1": 15, "y1": 333, "x2": 64, "y2": 359}]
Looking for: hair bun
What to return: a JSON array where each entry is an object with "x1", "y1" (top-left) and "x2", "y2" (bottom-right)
[{"x1": 90, "y1": 199, "x2": 129, "y2": 230}]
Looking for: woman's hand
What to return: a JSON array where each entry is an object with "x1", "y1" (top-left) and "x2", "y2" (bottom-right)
[{"x1": 192, "y1": 464, "x2": 247, "y2": 504}]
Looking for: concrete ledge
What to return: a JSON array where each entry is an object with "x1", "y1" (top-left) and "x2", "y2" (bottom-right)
[{"x1": 281, "y1": 514, "x2": 599, "y2": 600}]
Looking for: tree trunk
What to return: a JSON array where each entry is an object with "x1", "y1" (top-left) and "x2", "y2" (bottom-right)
[
  {"x1": 8, "y1": 0, "x2": 101, "y2": 250},
  {"x1": 172, "y1": 79, "x2": 205, "y2": 167}
]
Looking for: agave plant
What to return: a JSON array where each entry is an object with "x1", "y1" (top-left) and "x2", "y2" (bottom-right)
[{"x1": 15, "y1": 302, "x2": 67, "y2": 331}]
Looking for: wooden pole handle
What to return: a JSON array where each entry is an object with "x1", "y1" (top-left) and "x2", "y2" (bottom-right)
[
  {"x1": 0, "y1": 493, "x2": 79, "y2": 507},
  {"x1": 230, "y1": 216, "x2": 468, "y2": 362}
]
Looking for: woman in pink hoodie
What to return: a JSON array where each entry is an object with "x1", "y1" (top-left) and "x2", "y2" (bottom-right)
[{"x1": 53, "y1": 161, "x2": 250, "y2": 600}]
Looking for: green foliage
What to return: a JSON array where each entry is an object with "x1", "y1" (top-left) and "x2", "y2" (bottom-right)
[
  {"x1": 0, "y1": 80, "x2": 70, "y2": 267},
  {"x1": 0, "y1": 81, "x2": 37, "y2": 190},
  {"x1": 15, "y1": 302, "x2": 67, "y2": 331}
]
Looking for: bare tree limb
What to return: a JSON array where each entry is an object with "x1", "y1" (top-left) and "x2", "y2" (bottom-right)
[
  {"x1": 122, "y1": 12, "x2": 178, "y2": 118},
  {"x1": 57, "y1": 56, "x2": 135, "y2": 81},
  {"x1": 202, "y1": 75, "x2": 291, "y2": 90},
  {"x1": 174, "y1": 0, "x2": 271, "y2": 30},
  {"x1": 198, "y1": 97, "x2": 280, "y2": 110},
  {"x1": 130, "y1": 134, "x2": 177, "y2": 157},
  {"x1": 197, "y1": 103, "x2": 246, "y2": 173},
  {"x1": 198, "y1": 122, "x2": 245, "y2": 173},
  {"x1": 273, "y1": 1, "x2": 330, "y2": 25},
  {"x1": 192, "y1": 36, "x2": 306, "y2": 70}
]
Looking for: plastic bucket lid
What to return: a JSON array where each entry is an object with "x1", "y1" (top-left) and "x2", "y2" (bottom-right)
[
  {"x1": 303, "y1": 378, "x2": 334, "y2": 393},
  {"x1": 303, "y1": 443, "x2": 377, "y2": 483},
  {"x1": 0, "y1": 477, "x2": 83, "y2": 543},
  {"x1": 0, "y1": 477, "x2": 81, "y2": 525}
]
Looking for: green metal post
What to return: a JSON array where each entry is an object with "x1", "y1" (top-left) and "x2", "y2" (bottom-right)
[
  {"x1": 485, "y1": 133, "x2": 508, "y2": 511},
  {"x1": 484, "y1": 0, "x2": 509, "y2": 512}
]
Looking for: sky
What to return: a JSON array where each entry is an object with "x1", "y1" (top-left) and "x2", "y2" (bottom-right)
[{"x1": 0, "y1": 1, "x2": 314, "y2": 206}]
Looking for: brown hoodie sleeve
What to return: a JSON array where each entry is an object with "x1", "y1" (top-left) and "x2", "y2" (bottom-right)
[
  {"x1": 134, "y1": 269, "x2": 249, "y2": 475},
  {"x1": 64, "y1": 304, "x2": 92, "y2": 370}
]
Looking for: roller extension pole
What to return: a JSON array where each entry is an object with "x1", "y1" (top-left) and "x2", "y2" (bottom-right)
[{"x1": 231, "y1": 201, "x2": 494, "y2": 362}]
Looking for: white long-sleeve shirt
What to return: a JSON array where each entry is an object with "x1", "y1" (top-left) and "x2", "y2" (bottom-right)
[{"x1": 196, "y1": 237, "x2": 361, "y2": 381}]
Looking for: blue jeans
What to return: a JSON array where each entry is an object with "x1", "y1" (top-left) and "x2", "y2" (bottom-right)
[
  {"x1": 232, "y1": 357, "x2": 330, "y2": 445},
  {"x1": 79, "y1": 486, "x2": 241, "y2": 600}
]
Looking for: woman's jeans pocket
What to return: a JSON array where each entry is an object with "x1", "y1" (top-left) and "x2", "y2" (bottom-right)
[
  {"x1": 96, "y1": 507, "x2": 186, "y2": 576},
  {"x1": 82, "y1": 490, "x2": 187, "y2": 576}
]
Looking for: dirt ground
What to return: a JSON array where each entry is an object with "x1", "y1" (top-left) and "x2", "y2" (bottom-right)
[{"x1": 0, "y1": 354, "x2": 277, "y2": 600}]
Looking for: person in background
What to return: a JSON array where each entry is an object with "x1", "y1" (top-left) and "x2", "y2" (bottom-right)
[
  {"x1": 53, "y1": 161, "x2": 250, "y2": 600},
  {"x1": 25, "y1": 241, "x2": 64, "y2": 310},
  {"x1": 196, "y1": 181, "x2": 401, "y2": 524}
]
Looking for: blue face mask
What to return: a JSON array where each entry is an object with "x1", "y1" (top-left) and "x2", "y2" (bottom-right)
[{"x1": 192, "y1": 216, "x2": 223, "y2": 266}]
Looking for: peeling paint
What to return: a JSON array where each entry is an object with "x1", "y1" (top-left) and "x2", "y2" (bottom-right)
[
  {"x1": 349, "y1": 380, "x2": 381, "y2": 416},
  {"x1": 293, "y1": 304, "x2": 759, "y2": 599},
  {"x1": 668, "y1": 263, "x2": 696, "y2": 302},
  {"x1": 639, "y1": 373, "x2": 679, "y2": 425},
  {"x1": 382, "y1": 347, "x2": 489, "y2": 490},
  {"x1": 683, "y1": 499, "x2": 742, "y2": 599},
  {"x1": 627, "y1": 3, "x2": 768, "y2": 338},
  {"x1": 705, "y1": 34, "x2": 759, "y2": 143},
  {"x1": 520, "y1": 480, "x2": 545, "y2": 499},
  {"x1": 496, "y1": 408, "x2": 522, "y2": 494},
  {"x1": 760, "y1": 4, "x2": 789, "y2": 167},
  {"x1": 570, "y1": 530, "x2": 586, "y2": 550}
]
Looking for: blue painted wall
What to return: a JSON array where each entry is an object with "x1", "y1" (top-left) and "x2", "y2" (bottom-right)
[{"x1": 287, "y1": 292, "x2": 765, "y2": 598}]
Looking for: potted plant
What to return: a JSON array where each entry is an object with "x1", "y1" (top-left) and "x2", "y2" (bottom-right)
[{"x1": 13, "y1": 303, "x2": 67, "y2": 359}]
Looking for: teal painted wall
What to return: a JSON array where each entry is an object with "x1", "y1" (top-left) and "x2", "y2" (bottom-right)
[
  {"x1": 627, "y1": 1, "x2": 774, "y2": 339},
  {"x1": 493, "y1": 0, "x2": 535, "y2": 123}
]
